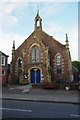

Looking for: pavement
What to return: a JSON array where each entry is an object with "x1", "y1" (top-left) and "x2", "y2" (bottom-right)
[{"x1": 1, "y1": 84, "x2": 80, "y2": 104}]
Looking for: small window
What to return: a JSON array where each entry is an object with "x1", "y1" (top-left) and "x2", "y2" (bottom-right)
[
  {"x1": 2, "y1": 70, "x2": 5, "y2": 75},
  {"x1": 1, "y1": 56, "x2": 5, "y2": 66},
  {"x1": 56, "y1": 55, "x2": 62, "y2": 73},
  {"x1": 18, "y1": 59, "x2": 22, "y2": 68}
]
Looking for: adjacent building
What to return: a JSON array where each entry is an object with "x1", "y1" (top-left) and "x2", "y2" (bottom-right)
[
  {"x1": 72, "y1": 66, "x2": 79, "y2": 83},
  {"x1": 0, "y1": 51, "x2": 9, "y2": 85},
  {"x1": 10, "y1": 11, "x2": 73, "y2": 86}
]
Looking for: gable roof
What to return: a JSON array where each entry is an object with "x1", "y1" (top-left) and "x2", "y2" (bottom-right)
[
  {"x1": 16, "y1": 30, "x2": 66, "y2": 51},
  {"x1": 0, "y1": 51, "x2": 9, "y2": 57}
]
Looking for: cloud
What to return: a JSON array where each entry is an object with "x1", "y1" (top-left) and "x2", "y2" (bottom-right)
[
  {"x1": 0, "y1": 0, "x2": 28, "y2": 2},
  {"x1": 0, "y1": 2, "x2": 28, "y2": 14},
  {"x1": 44, "y1": 21, "x2": 78, "y2": 61},
  {"x1": 40, "y1": 2, "x2": 67, "y2": 16},
  {"x1": 44, "y1": 21, "x2": 63, "y2": 34},
  {"x1": 1, "y1": 14, "x2": 18, "y2": 28},
  {"x1": 0, "y1": 31, "x2": 27, "y2": 63},
  {"x1": 69, "y1": 27, "x2": 78, "y2": 61},
  {"x1": 0, "y1": 2, "x2": 28, "y2": 29},
  {"x1": 0, "y1": 0, "x2": 79, "y2": 2},
  {"x1": 31, "y1": 2, "x2": 68, "y2": 17}
]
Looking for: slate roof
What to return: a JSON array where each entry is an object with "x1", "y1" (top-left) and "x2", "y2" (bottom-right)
[{"x1": 0, "y1": 51, "x2": 9, "y2": 57}]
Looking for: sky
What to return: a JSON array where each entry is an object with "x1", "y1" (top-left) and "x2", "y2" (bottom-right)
[{"x1": 0, "y1": 0, "x2": 78, "y2": 63}]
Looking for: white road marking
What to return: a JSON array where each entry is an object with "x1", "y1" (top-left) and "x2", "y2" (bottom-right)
[
  {"x1": 9, "y1": 88, "x2": 14, "y2": 90},
  {"x1": 0, "y1": 108, "x2": 32, "y2": 112},
  {"x1": 70, "y1": 114, "x2": 80, "y2": 117}
]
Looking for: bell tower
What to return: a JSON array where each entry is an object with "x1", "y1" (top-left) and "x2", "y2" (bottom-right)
[{"x1": 34, "y1": 8, "x2": 42, "y2": 31}]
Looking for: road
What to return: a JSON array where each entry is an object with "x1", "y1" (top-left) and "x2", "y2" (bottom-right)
[{"x1": 1, "y1": 99, "x2": 79, "y2": 118}]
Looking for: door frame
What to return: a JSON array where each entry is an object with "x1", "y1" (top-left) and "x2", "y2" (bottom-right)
[{"x1": 28, "y1": 67, "x2": 42, "y2": 84}]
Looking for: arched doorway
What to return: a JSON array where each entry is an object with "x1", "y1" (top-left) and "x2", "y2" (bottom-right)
[{"x1": 30, "y1": 69, "x2": 41, "y2": 83}]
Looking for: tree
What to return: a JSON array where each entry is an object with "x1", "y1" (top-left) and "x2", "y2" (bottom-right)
[{"x1": 72, "y1": 61, "x2": 80, "y2": 73}]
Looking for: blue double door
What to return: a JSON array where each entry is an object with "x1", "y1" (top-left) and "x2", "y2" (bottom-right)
[{"x1": 30, "y1": 69, "x2": 41, "y2": 83}]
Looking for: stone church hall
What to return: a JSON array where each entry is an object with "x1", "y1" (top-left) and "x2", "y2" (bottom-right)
[{"x1": 10, "y1": 10, "x2": 73, "y2": 86}]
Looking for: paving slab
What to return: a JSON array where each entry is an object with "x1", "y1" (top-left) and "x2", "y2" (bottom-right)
[{"x1": 1, "y1": 85, "x2": 79, "y2": 104}]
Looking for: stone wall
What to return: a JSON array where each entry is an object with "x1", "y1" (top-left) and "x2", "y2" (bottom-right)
[{"x1": 11, "y1": 30, "x2": 72, "y2": 85}]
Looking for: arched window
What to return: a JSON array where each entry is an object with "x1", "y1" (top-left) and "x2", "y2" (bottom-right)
[
  {"x1": 31, "y1": 46, "x2": 40, "y2": 63},
  {"x1": 56, "y1": 55, "x2": 62, "y2": 73},
  {"x1": 18, "y1": 59, "x2": 22, "y2": 68}
]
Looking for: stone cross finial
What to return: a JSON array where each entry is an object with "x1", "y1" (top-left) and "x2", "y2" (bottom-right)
[{"x1": 37, "y1": 6, "x2": 39, "y2": 15}]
